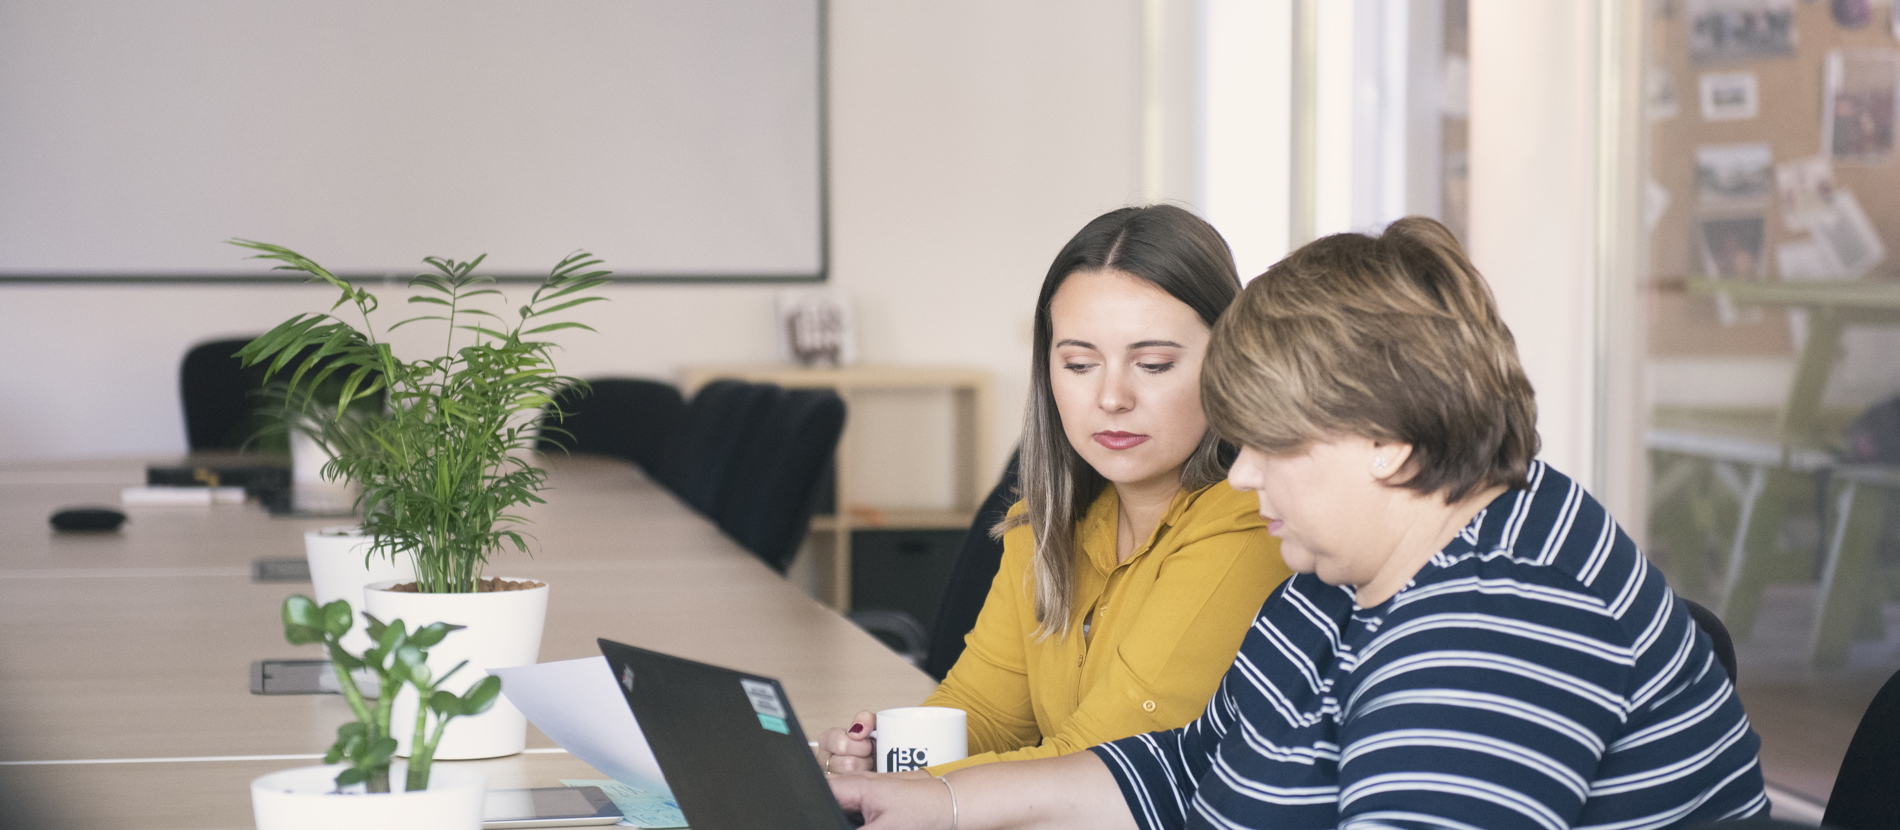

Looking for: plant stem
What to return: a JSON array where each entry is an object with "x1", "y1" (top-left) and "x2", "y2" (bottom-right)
[
  {"x1": 325, "y1": 640, "x2": 375, "y2": 726},
  {"x1": 406, "y1": 704, "x2": 435, "y2": 791},
  {"x1": 367, "y1": 767, "x2": 390, "y2": 794}
]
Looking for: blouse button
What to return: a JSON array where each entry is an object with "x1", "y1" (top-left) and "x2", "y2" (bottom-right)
[
  {"x1": 1076, "y1": 654, "x2": 1085, "y2": 667},
  {"x1": 1142, "y1": 700, "x2": 1156, "y2": 712}
]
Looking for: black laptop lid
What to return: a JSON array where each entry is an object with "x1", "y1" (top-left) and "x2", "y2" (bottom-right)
[{"x1": 597, "y1": 638, "x2": 853, "y2": 830}]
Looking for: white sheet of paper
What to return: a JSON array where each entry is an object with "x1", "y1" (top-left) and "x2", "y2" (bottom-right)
[{"x1": 491, "y1": 657, "x2": 673, "y2": 796}]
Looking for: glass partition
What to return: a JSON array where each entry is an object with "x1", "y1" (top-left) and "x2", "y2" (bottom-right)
[{"x1": 1642, "y1": 0, "x2": 1900, "y2": 803}]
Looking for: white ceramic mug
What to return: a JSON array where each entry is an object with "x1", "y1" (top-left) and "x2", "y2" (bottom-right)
[{"x1": 874, "y1": 706, "x2": 967, "y2": 772}]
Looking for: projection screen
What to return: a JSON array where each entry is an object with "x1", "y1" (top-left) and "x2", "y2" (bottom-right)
[{"x1": 0, "y1": 1, "x2": 826, "y2": 281}]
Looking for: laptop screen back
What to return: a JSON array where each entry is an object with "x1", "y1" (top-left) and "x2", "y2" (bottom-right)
[{"x1": 597, "y1": 638, "x2": 853, "y2": 830}]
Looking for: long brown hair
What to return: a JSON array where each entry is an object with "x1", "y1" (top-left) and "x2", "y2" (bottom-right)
[{"x1": 1002, "y1": 204, "x2": 1242, "y2": 637}]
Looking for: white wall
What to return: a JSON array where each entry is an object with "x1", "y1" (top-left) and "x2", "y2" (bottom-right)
[
  {"x1": 1468, "y1": 0, "x2": 1602, "y2": 486},
  {"x1": 0, "y1": 1, "x2": 1153, "y2": 497}
]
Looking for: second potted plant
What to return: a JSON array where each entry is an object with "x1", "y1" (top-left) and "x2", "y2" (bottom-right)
[
  {"x1": 251, "y1": 595, "x2": 501, "y2": 830},
  {"x1": 237, "y1": 240, "x2": 607, "y2": 758}
]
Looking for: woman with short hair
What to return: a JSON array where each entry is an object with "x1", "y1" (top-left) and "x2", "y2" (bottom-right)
[
  {"x1": 816, "y1": 205, "x2": 1290, "y2": 775},
  {"x1": 830, "y1": 216, "x2": 1767, "y2": 829}
]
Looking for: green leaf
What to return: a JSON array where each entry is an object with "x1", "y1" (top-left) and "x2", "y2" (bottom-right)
[
  {"x1": 320, "y1": 599, "x2": 354, "y2": 638},
  {"x1": 523, "y1": 321, "x2": 597, "y2": 335},
  {"x1": 526, "y1": 296, "x2": 607, "y2": 317},
  {"x1": 363, "y1": 613, "x2": 388, "y2": 644},
  {"x1": 335, "y1": 766, "x2": 369, "y2": 787},
  {"x1": 461, "y1": 674, "x2": 502, "y2": 715},
  {"x1": 408, "y1": 621, "x2": 463, "y2": 649},
  {"x1": 283, "y1": 596, "x2": 325, "y2": 645}
]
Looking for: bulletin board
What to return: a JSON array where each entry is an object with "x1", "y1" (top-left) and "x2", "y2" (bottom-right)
[{"x1": 1647, "y1": 0, "x2": 1900, "y2": 356}]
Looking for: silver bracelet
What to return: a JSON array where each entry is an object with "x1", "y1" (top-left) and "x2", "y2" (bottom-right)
[{"x1": 939, "y1": 773, "x2": 959, "y2": 830}]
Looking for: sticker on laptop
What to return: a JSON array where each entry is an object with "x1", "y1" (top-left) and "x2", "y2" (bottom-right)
[
  {"x1": 757, "y1": 713, "x2": 790, "y2": 734},
  {"x1": 741, "y1": 678, "x2": 787, "y2": 720}
]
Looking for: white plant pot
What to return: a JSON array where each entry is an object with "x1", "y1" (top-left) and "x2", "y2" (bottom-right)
[
  {"x1": 290, "y1": 430, "x2": 359, "y2": 514},
  {"x1": 251, "y1": 761, "x2": 483, "y2": 830},
  {"x1": 365, "y1": 578, "x2": 549, "y2": 760},
  {"x1": 304, "y1": 527, "x2": 415, "y2": 655}
]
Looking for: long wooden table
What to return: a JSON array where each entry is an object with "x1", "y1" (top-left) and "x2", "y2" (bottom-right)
[{"x1": 0, "y1": 455, "x2": 938, "y2": 829}]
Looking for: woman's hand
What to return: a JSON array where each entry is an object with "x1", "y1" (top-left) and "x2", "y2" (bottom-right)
[
  {"x1": 817, "y1": 710, "x2": 879, "y2": 774},
  {"x1": 829, "y1": 771, "x2": 953, "y2": 830}
]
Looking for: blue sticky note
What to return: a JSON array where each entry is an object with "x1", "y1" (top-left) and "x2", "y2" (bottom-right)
[
  {"x1": 560, "y1": 779, "x2": 688, "y2": 828},
  {"x1": 758, "y1": 713, "x2": 789, "y2": 734}
]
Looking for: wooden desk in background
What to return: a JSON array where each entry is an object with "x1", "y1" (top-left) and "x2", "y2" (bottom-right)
[
  {"x1": 0, "y1": 455, "x2": 937, "y2": 829},
  {"x1": 1677, "y1": 279, "x2": 1900, "y2": 666}
]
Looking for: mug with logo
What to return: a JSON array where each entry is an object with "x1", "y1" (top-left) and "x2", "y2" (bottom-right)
[{"x1": 874, "y1": 706, "x2": 967, "y2": 773}]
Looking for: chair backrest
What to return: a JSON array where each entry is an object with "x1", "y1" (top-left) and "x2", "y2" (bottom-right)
[
  {"x1": 1681, "y1": 597, "x2": 1739, "y2": 684},
  {"x1": 535, "y1": 378, "x2": 686, "y2": 473},
  {"x1": 1826, "y1": 666, "x2": 1900, "y2": 830},
  {"x1": 180, "y1": 337, "x2": 269, "y2": 451},
  {"x1": 922, "y1": 450, "x2": 1021, "y2": 681},
  {"x1": 658, "y1": 380, "x2": 782, "y2": 515},
  {"x1": 713, "y1": 388, "x2": 847, "y2": 573}
]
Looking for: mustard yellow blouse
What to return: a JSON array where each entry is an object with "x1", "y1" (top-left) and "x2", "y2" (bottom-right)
[{"x1": 922, "y1": 479, "x2": 1288, "y2": 774}]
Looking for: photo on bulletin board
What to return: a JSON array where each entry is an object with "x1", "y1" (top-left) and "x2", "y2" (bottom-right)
[
  {"x1": 1650, "y1": 68, "x2": 1683, "y2": 121},
  {"x1": 1696, "y1": 143, "x2": 1775, "y2": 206},
  {"x1": 1823, "y1": 48, "x2": 1900, "y2": 164},
  {"x1": 1686, "y1": 0, "x2": 1796, "y2": 63},
  {"x1": 1696, "y1": 213, "x2": 1770, "y2": 279},
  {"x1": 1699, "y1": 71, "x2": 1761, "y2": 119},
  {"x1": 1808, "y1": 189, "x2": 1887, "y2": 273},
  {"x1": 1775, "y1": 155, "x2": 1839, "y2": 228}
]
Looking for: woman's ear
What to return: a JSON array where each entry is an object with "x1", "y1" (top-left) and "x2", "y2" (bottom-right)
[{"x1": 1368, "y1": 441, "x2": 1414, "y2": 482}]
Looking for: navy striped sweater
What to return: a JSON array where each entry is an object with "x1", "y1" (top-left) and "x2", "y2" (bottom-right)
[{"x1": 1090, "y1": 462, "x2": 1766, "y2": 830}]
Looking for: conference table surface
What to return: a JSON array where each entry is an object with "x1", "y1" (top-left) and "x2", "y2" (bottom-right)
[{"x1": 0, "y1": 454, "x2": 939, "y2": 829}]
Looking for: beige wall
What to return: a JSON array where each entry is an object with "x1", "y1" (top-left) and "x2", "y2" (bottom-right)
[
  {"x1": 1468, "y1": 0, "x2": 1605, "y2": 492},
  {"x1": 0, "y1": 1, "x2": 1154, "y2": 499}
]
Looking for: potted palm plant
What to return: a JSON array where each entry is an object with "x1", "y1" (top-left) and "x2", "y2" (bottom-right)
[
  {"x1": 236, "y1": 239, "x2": 607, "y2": 758},
  {"x1": 251, "y1": 594, "x2": 500, "y2": 830}
]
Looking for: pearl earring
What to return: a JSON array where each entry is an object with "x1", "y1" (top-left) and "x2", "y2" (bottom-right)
[{"x1": 1373, "y1": 457, "x2": 1388, "y2": 470}]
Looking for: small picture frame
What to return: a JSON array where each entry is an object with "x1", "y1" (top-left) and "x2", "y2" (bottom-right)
[
  {"x1": 1649, "y1": 67, "x2": 1682, "y2": 122},
  {"x1": 1698, "y1": 71, "x2": 1759, "y2": 121},
  {"x1": 1696, "y1": 213, "x2": 1770, "y2": 281},
  {"x1": 775, "y1": 289, "x2": 856, "y2": 368},
  {"x1": 1774, "y1": 155, "x2": 1838, "y2": 229},
  {"x1": 1823, "y1": 48, "x2": 1900, "y2": 165},
  {"x1": 1686, "y1": 0, "x2": 1797, "y2": 63},
  {"x1": 1695, "y1": 143, "x2": 1774, "y2": 206}
]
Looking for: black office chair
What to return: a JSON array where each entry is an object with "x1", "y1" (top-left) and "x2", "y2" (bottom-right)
[
  {"x1": 1682, "y1": 597, "x2": 1739, "y2": 684},
  {"x1": 182, "y1": 337, "x2": 387, "y2": 454},
  {"x1": 656, "y1": 380, "x2": 783, "y2": 516},
  {"x1": 1824, "y1": 666, "x2": 1900, "y2": 830},
  {"x1": 713, "y1": 388, "x2": 847, "y2": 573},
  {"x1": 535, "y1": 378, "x2": 686, "y2": 474},
  {"x1": 180, "y1": 337, "x2": 272, "y2": 451},
  {"x1": 921, "y1": 451, "x2": 1021, "y2": 681}
]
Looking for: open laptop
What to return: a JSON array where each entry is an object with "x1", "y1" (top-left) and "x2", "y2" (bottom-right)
[{"x1": 597, "y1": 638, "x2": 858, "y2": 830}]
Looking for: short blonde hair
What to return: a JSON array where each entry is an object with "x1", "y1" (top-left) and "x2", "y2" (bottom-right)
[{"x1": 1202, "y1": 217, "x2": 1538, "y2": 502}]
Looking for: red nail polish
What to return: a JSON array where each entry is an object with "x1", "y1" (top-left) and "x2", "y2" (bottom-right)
[{"x1": 849, "y1": 724, "x2": 864, "y2": 736}]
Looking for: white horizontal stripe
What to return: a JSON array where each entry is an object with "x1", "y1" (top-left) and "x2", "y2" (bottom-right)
[
  {"x1": 1354, "y1": 688, "x2": 1605, "y2": 755},
  {"x1": 1393, "y1": 576, "x2": 1609, "y2": 616},
  {"x1": 1362, "y1": 612, "x2": 1636, "y2": 667},
  {"x1": 1342, "y1": 729, "x2": 1587, "y2": 798},
  {"x1": 1341, "y1": 771, "x2": 1567, "y2": 830},
  {"x1": 1343, "y1": 811, "x2": 1489, "y2": 830},
  {"x1": 1347, "y1": 650, "x2": 1626, "y2": 719}
]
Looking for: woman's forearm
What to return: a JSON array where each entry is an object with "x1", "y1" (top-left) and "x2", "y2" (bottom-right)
[
  {"x1": 949, "y1": 751, "x2": 1137, "y2": 830},
  {"x1": 835, "y1": 751, "x2": 1138, "y2": 830}
]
